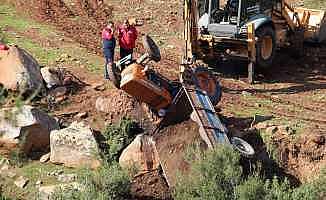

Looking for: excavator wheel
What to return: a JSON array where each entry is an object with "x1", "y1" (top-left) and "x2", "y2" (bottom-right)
[
  {"x1": 193, "y1": 67, "x2": 222, "y2": 106},
  {"x1": 256, "y1": 25, "x2": 276, "y2": 68},
  {"x1": 108, "y1": 63, "x2": 121, "y2": 89}
]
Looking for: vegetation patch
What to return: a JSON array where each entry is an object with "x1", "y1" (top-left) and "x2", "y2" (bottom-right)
[
  {"x1": 100, "y1": 118, "x2": 141, "y2": 163},
  {"x1": 52, "y1": 163, "x2": 131, "y2": 200},
  {"x1": 173, "y1": 145, "x2": 326, "y2": 200}
]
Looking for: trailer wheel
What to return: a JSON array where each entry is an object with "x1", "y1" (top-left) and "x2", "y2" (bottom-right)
[
  {"x1": 231, "y1": 137, "x2": 255, "y2": 158},
  {"x1": 108, "y1": 63, "x2": 121, "y2": 89},
  {"x1": 256, "y1": 25, "x2": 276, "y2": 68},
  {"x1": 193, "y1": 67, "x2": 222, "y2": 106}
]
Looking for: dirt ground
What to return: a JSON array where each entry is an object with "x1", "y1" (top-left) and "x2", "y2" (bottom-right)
[{"x1": 1, "y1": 0, "x2": 325, "y2": 199}]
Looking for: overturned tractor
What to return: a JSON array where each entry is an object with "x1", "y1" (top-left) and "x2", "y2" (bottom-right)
[{"x1": 108, "y1": 35, "x2": 254, "y2": 159}]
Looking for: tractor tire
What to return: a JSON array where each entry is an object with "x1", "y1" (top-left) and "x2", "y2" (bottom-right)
[
  {"x1": 143, "y1": 35, "x2": 161, "y2": 62},
  {"x1": 108, "y1": 63, "x2": 121, "y2": 89},
  {"x1": 193, "y1": 67, "x2": 222, "y2": 106},
  {"x1": 256, "y1": 25, "x2": 276, "y2": 68},
  {"x1": 230, "y1": 137, "x2": 255, "y2": 158}
]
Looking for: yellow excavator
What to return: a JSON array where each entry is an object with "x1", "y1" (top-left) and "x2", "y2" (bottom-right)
[{"x1": 183, "y1": 0, "x2": 326, "y2": 83}]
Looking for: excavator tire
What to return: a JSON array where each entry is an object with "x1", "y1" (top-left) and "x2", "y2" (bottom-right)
[
  {"x1": 193, "y1": 67, "x2": 222, "y2": 106},
  {"x1": 108, "y1": 63, "x2": 121, "y2": 89},
  {"x1": 256, "y1": 25, "x2": 276, "y2": 68}
]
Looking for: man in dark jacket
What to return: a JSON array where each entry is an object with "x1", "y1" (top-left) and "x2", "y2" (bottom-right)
[{"x1": 102, "y1": 21, "x2": 116, "y2": 79}]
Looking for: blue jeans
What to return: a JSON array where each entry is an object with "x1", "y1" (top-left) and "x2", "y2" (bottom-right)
[{"x1": 104, "y1": 51, "x2": 114, "y2": 79}]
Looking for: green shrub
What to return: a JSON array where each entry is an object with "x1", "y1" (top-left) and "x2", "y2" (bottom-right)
[
  {"x1": 52, "y1": 162, "x2": 131, "y2": 200},
  {"x1": 101, "y1": 118, "x2": 139, "y2": 163},
  {"x1": 291, "y1": 169, "x2": 326, "y2": 200},
  {"x1": 174, "y1": 145, "x2": 242, "y2": 200},
  {"x1": 174, "y1": 144, "x2": 326, "y2": 200},
  {"x1": 8, "y1": 149, "x2": 27, "y2": 167},
  {"x1": 236, "y1": 176, "x2": 266, "y2": 200}
]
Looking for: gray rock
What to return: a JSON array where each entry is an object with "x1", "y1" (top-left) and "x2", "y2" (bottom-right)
[
  {"x1": 48, "y1": 86, "x2": 67, "y2": 98},
  {"x1": 0, "y1": 46, "x2": 45, "y2": 93},
  {"x1": 40, "y1": 67, "x2": 62, "y2": 89},
  {"x1": 241, "y1": 91, "x2": 251, "y2": 96},
  {"x1": 57, "y1": 174, "x2": 76, "y2": 183},
  {"x1": 266, "y1": 126, "x2": 278, "y2": 135},
  {"x1": 36, "y1": 180, "x2": 43, "y2": 185},
  {"x1": 40, "y1": 153, "x2": 51, "y2": 163},
  {"x1": 255, "y1": 122, "x2": 272, "y2": 130},
  {"x1": 119, "y1": 134, "x2": 160, "y2": 174},
  {"x1": 50, "y1": 122, "x2": 101, "y2": 168},
  {"x1": 48, "y1": 169, "x2": 64, "y2": 177},
  {"x1": 0, "y1": 105, "x2": 59, "y2": 155},
  {"x1": 6, "y1": 171, "x2": 17, "y2": 178},
  {"x1": 277, "y1": 125, "x2": 295, "y2": 135},
  {"x1": 14, "y1": 176, "x2": 29, "y2": 188},
  {"x1": 75, "y1": 112, "x2": 88, "y2": 119}
]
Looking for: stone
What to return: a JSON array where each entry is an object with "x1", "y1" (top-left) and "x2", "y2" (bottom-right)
[
  {"x1": 92, "y1": 83, "x2": 105, "y2": 91},
  {"x1": 40, "y1": 153, "x2": 51, "y2": 163},
  {"x1": 75, "y1": 112, "x2": 88, "y2": 119},
  {"x1": 266, "y1": 126, "x2": 278, "y2": 135},
  {"x1": 57, "y1": 174, "x2": 76, "y2": 183},
  {"x1": 48, "y1": 169, "x2": 64, "y2": 177},
  {"x1": 241, "y1": 91, "x2": 251, "y2": 96},
  {"x1": 0, "y1": 105, "x2": 59, "y2": 156},
  {"x1": 54, "y1": 96, "x2": 67, "y2": 104},
  {"x1": 38, "y1": 182, "x2": 82, "y2": 200},
  {"x1": 255, "y1": 122, "x2": 271, "y2": 129},
  {"x1": 14, "y1": 176, "x2": 29, "y2": 188},
  {"x1": 0, "y1": 46, "x2": 45, "y2": 93},
  {"x1": 0, "y1": 163, "x2": 9, "y2": 171},
  {"x1": 48, "y1": 86, "x2": 67, "y2": 97},
  {"x1": 36, "y1": 180, "x2": 43, "y2": 185},
  {"x1": 119, "y1": 134, "x2": 160, "y2": 174},
  {"x1": 50, "y1": 122, "x2": 101, "y2": 168},
  {"x1": 40, "y1": 67, "x2": 61, "y2": 89},
  {"x1": 277, "y1": 125, "x2": 295, "y2": 135},
  {"x1": 6, "y1": 171, "x2": 17, "y2": 178}
]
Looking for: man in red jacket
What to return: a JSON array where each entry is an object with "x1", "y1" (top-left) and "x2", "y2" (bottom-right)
[{"x1": 118, "y1": 19, "x2": 138, "y2": 61}]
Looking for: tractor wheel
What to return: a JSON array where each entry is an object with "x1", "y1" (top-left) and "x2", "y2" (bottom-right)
[
  {"x1": 230, "y1": 137, "x2": 255, "y2": 158},
  {"x1": 256, "y1": 25, "x2": 276, "y2": 68},
  {"x1": 143, "y1": 35, "x2": 161, "y2": 62},
  {"x1": 108, "y1": 63, "x2": 121, "y2": 89},
  {"x1": 193, "y1": 67, "x2": 222, "y2": 106}
]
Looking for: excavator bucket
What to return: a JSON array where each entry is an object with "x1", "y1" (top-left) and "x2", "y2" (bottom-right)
[{"x1": 295, "y1": 7, "x2": 326, "y2": 43}]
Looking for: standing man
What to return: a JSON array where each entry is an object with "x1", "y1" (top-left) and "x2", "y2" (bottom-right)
[
  {"x1": 118, "y1": 19, "x2": 138, "y2": 61},
  {"x1": 102, "y1": 21, "x2": 116, "y2": 79}
]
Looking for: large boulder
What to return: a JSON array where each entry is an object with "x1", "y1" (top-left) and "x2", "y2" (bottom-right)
[
  {"x1": 0, "y1": 105, "x2": 59, "y2": 156},
  {"x1": 119, "y1": 134, "x2": 160, "y2": 174},
  {"x1": 50, "y1": 122, "x2": 101, "y2": 168},
  {"x1": 0, "y1": 46, "x2": 44, "y2": 93}
]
